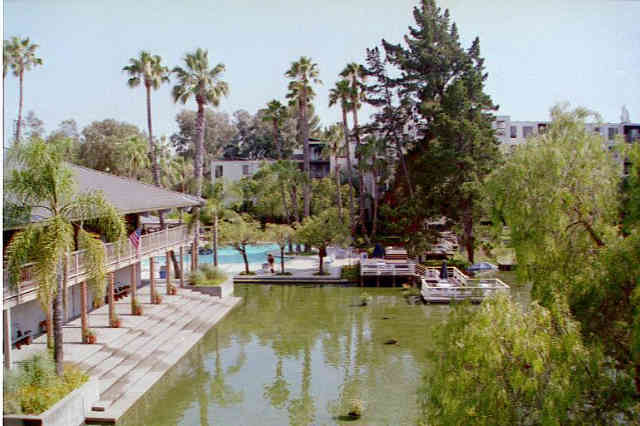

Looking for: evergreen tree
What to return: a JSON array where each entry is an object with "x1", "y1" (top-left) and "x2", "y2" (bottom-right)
[{"x1": 382, "y1": 0, "x2": 500, "y2": 262}]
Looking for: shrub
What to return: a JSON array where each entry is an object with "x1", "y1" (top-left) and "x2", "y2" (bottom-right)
[
  {"x1": 190, "y1": 264, "x2": 227, "y2": 286},
  {"x1": 3, "y1": 353, "x2": 88, "y2": 415},
  {"x1": 422, "y1": 258, "x2": 470, "y2": 271},
  {"x1": 340, "y1": 264, "x2": 360, "y2": 282}
]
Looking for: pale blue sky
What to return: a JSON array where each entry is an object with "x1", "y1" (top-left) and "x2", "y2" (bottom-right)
[{"x1": 3, "y1": 0, "x2": 640, "y2": 145}]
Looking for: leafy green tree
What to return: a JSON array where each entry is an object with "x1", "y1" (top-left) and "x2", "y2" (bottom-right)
[
  {"x1": 486, "y1": 104, "x2": 640, "y2": 404},
  {"x1": 322, "y1": 123, "x2": 345, "y2": 219},
  {"x1": 382, "y1": 0, "x2": 500, "y2": 262},
  {"x1": 123, "y1": 51, "x2": 170, "y2": 199},
  {"x1": 296, "y1": 208, "x2": 350, "y2": 274},
  {"x1": 358, "y1": 136, "x2": 389, "y2": 241},
  {"x1": 78, "y1": 119, "x2": 145, "y2": 175},
  {"x1": 285, "y1": 56, "x2": 322, "y2": 219},
  {"x1": 5, "y1": 137, "x2": 126, "y2": 375},
  {"x1": 266, "y1": 224, "x2": 295, "y2": 273},
  {"x1": 171, "y1": 108, "x2": 235, "y2": 162},
  {"x1": 4, "y1": 36, "x2": 43, "y2": 144},
  {"x1": 219, "y1": 215, "x2": 262, "y2": 274},
  {"x1": 422, "y1": 294, "x2": 636, "y2": 425},
  {"x1": 172, "y1": 48, "x2": 229, "y2": 260}
]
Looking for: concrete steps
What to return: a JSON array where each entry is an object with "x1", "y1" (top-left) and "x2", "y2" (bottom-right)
[{"x1": 84, "y1": 286, "x2": 239, "y2": 424}]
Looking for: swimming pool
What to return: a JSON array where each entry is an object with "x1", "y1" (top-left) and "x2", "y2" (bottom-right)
[{"x1": 144, "y1": 243, "x2": 281, "y2": 269}]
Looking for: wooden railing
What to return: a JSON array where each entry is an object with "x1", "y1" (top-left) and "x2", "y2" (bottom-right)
[{"x1": 4, "y1": 225, "x2": 192, "y2": 304}]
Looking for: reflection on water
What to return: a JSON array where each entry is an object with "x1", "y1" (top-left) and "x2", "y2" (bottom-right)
[{"x1": 120, "y1": 279, "x2": 528, "y2": 425}]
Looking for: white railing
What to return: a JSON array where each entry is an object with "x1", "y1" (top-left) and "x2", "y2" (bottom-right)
[
  {"x1": 421, "y1": 277, "x2": 509, "y2": 302},
  {"x1": 360, "y1": 259, "x2": 416, "y2": 276},
  {"x1": 4, "y1": 225, "x2": 192, "y2": 304}
]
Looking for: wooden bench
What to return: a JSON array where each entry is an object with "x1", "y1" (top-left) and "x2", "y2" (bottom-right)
[{"x1": 12, "y1": 330, "x2": 32, "y2": 349}]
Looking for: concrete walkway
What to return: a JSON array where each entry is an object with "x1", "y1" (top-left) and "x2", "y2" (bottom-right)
[{"x1": 14, "y1": 282, "x2": 240, "y2": 424}]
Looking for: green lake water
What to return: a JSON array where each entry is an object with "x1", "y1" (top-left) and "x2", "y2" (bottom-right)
[{"x1": 120, "y1": 276, "x2": 528, "y2": 425}]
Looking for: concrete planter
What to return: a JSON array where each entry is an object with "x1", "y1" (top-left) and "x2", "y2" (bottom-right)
[
  {"x1": 184, "y1": 284, "x2": 222, "y2": 297},
  {"x1": 4, "y1": 377, "x2": 99, "y2": 426}
]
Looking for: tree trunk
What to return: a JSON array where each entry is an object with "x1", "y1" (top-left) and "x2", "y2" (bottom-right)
[
  {"x1": 53, "y1": 261, "x2": 64, "y2": 376},
  {"x1": 342, "y1": 105, "x2": 355, "y2": 233},
  {"x1": 194, "y1": 98, "x2": 205, "y2": 266},
  {"x1": 273, "y1": 120, "x2": 282, "y2": 160},
  {"x1": 290, "y1": 184, "x2": 301, "y2": 253},
  {"x1": 242, "y1": 249, "x2": 249, "y2": 274},
  {"x1": 170, "y1": 250, "x2": 181, "y2": 278},
  {"x1": 81, "y1": 282, "x2": 88, "y2": 342},
  {"x1": 16, "y1": 70, "x2": 24, "y2": 144},
  {"x1": 150, "y1": 257, "x2": 156, "y2": 303},
  {"x1": 351, "y1": 91, "x2": 366, "y2": 237},
  {"x1": 319, "y1": 253, "x2": 324, "y2": 275},
  {"x1": 213, "y1": 213, "x2": 219, "y2": 267},
  {"x1": 463, "y1": 199, "x2": 475, "y2": 264},
  {"x1": 301, "y1": 94, "x2": 311, "y2": 219},
  {"x1": 280, "y1": 247, "x2": 285, "y2": 273},
  {"x1": 392, "y1": 133, "x2": 413, "y2": 198},
  {"x1": 46, "y1": 304, "x2": 53, "y2": 349},
  {"x1": 108, "y1": 272, "x2": 115, "y2": 325},
  {"x1": 335, "y1": 163, "x2": 343, "y2": 219},
  {"x1": 370, "y1": 162, "x2": 379, "y2": 241}
]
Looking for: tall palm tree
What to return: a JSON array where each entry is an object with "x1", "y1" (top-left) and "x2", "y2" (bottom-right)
[
  {"x1": 329, "y1": 80, "x2": 355, "y2": 230},
  {"x1": 5, "y1": 138, "x2": 126, "y2": 375},
  {"x1": 122, "y1": 52, "x2": 170, "y2": 214},
  {"x1": 285, "y1": 57, "x2": 322, "y2": 219},
  {"x1": 340, "y1": 63, "x2": 367, "y2": 234},
  {"x1": 359, "y1": 136, "x2": 388, "y2": 241},
  {"x1": 261, "y1": 99, "x2": 288, "y2": 160},
  {"x1": 4, "y1": 37, "x2": 43, "y2": 144},
  {"x1": 172, "y1": 48, "x2": 229, "y2": 263}
]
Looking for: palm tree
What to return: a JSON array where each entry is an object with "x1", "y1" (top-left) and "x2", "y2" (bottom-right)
[
  {"x1": 119, "y1": 136, "x2": 150, "y2": 179},
  {"x1": 359, "y1": 136, "x2": 388, "y2": 241},
  {"x1": 285, "y1": 57, "x2": 322, "y2": 219},
  {"x1": 322, "y1": 124, "x2": 345, "y2": 219},
  {"x1": 4, "y1": 37, "x2": 43, "y2": 144},
  {"x1": 329, "y1": 80, "x2": 355, "y2": 230},
  {"x1": 5, "y1": 138, "x2": 126, "y2": 375},
  {"x1": 172, "y1": 48, "x2": 229, "y2": 264},
  {"x1": 261, "y1": 100, "x2": 288, "y2": 159},
  {"x1": 340, "y1": 63, "x2": 367, "y2": 234},
  {"x1": 122, "y1": 52, "x2": 170, "y2": 212}
]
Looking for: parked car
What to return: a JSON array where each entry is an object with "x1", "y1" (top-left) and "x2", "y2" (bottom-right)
[{"x1": 468, "y1": 262, "x2": 498, "y2": 273}]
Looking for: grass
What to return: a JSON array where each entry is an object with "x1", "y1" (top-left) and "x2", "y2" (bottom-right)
[
  {"x1": 3, "y1": 353, "x2": 88, "y2": 415},
  {"x1": 190, "y1": 264, "x2": 227, "y2": 287}
]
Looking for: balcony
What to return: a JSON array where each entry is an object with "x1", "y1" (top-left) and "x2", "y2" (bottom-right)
[{"x1": 3, "y1": 225, "x2": 193, "y2": 308}]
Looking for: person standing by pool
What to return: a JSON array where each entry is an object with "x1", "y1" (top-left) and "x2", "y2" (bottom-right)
[{"x1": 267, "y1": 253, "x2": 275, "y2": 273}]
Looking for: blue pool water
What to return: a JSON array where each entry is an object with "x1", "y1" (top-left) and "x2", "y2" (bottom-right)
[{"x1": 146, "y1": 244, "x2": 281, "y2": 268}]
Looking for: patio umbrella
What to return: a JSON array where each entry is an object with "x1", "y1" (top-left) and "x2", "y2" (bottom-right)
[{"x1": 440, "y1": 261, "x2": 448, "y2": 279}]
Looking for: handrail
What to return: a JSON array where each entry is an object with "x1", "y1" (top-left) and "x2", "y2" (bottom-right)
[{"x1": 4, "y1": 225, "x2": 192, "y2": 299}]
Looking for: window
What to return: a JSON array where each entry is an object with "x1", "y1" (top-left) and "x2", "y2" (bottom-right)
[
  {"x1": 537, "y1": 123, "x2": 547, "y2": 134},
  {"x1": 510, "y1": 126, "x2": 517, "y2": 138},
  {"x1": 523, "y1": 126, "x2": 533, "y2": 138},
  {"x1": 242, "y1": 165, "x2": 250, "y2": 176},
  {"x1": 215, "y1": 165, "x2": 223, "y2": 178},
  {"x1": 608, "y1": 127, "x2": 618, "y2": 141}
]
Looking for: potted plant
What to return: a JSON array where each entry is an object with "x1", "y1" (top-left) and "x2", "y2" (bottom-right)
[
  {"x1": 168, "y1": 284, "x2": 177, "y2": 295},
  {"x1": 111, "y1": 314, "x2": 121, "y2": 328},
  {"x1": 153, "y1": 293, "x2": 162, "y2": 304},
  {"x1": 132, "y1": 298, "x2": 143, "y2": 316},
  {"x1": 83, "y1": 328, "x2": 96, "y2": 344}
]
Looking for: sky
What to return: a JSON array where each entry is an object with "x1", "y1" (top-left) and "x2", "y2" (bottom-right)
[{"x1": 3, "y1": 0, "x2": 640, "y2": 145}]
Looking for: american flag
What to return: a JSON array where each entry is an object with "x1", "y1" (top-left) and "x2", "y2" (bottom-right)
[{"x1": 129, "y1": 228, "x2": 141, "y2": 253}]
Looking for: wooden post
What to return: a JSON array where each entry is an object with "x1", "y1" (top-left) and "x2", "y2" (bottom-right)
[
  {"x1": 179, "y1": 246, "x2": 185, "y2": 288},
  {"x1": 192, "y1": 240, "x2": 197, "y2": 272},
  {"x1": 150, "y1": 257, "x2": 156, "y2": 304},
  {"x1": 166, "y1": 251, "x2": 172, "y2": 294},
  {"x1": 108, "y1": 273, "x2": 115, "y2": 326},
  {"x1": 130, "y1": 263, "x2": 137, "y2": 314},
  {"x1": 3, "y1": 308, "x2": 12, "y2": 369},
  {"x1": 81, "y1": 282, "x2": 88, "y2": 342}
]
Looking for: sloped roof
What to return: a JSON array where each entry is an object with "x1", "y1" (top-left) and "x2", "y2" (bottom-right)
[
  {"x1": 4, "y1": 161, "x2": 203, "y2": 228},
  {"x1": 67, "y1": 164, "x2": 203, "y2": 214}
]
